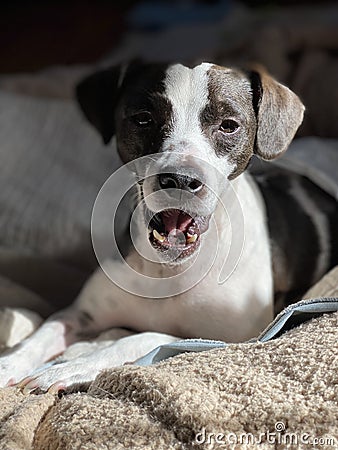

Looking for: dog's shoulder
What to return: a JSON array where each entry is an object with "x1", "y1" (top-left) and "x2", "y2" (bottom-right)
[{"x1": 250, "y1": 163, "x2": 338, "y2": 311}]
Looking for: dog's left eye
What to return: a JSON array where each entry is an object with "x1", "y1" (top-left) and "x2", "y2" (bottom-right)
[
  {"x1": 132, "y1": 112, "x2": 154, "y2": 127},
  {"x1": 219, "y1": 119, "x2": 239, "y2": 134}
]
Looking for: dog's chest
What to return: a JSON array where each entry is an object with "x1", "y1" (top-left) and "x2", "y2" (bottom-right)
[
  {"x1": 124, "y1": 239, "x2": 273, "y2": 341},
  {"x1": 122, "y1": 174, "x2": 274, "y2": 341}
]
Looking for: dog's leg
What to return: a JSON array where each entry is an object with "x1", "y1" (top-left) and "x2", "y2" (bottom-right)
[
  {"x1": 17, "y1": 331, "x2": 178, "y2": 393},
  {"x1": 0, "y1": 317, "x2": 72, "y2": 387},
  {"x1": 0, "y1": 265, "x2": 144, "y2": 387}
]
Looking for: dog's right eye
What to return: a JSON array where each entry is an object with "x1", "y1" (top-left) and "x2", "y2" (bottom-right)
[{"x1": 131, "y1": 112, "x2": 154, "y2": 127}]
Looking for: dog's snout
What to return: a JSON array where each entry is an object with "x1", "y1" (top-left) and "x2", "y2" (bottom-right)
[{"x1": 158, "y1": 173, "x2": 204, "y2": 194}]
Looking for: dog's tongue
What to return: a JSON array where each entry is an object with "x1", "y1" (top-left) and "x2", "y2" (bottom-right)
[{"x1": 161, "y1": 210, "x2": 193, "y2": 234}]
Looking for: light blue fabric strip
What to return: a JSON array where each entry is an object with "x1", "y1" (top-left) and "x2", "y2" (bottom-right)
[
  {"x1": 135, "y1": 297, "x2": 338, "y2": 366},
  {"x1": 136, "y1": 339, "x2": 227, "y2": 366},
  {"x1": 258, "y1": 298, "x2": 338, "y2": 342}
]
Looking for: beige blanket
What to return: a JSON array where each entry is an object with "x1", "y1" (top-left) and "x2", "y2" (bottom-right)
[{"x1": 0, "y1": 267, "x2": 337, "y2": 450}]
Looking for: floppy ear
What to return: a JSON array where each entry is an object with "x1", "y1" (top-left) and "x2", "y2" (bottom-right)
[
  {"x1": 249, "y1": 68, "x2": 305, "y2": 160},
  {"x1": 76, "y1": 66, "x2": 124, "y2": 144}
]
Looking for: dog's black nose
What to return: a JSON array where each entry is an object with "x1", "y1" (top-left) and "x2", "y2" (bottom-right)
[{"x1": 158, "y1": 173, "x2": 204, "y2": 193}]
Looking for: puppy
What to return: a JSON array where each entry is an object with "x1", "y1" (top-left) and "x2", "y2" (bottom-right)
[{"x1": 0, "y1": 62, "x2": 336, "y2": 393}]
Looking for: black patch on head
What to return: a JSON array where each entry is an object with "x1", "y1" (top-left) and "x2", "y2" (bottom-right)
[
  {"x1": 201, "y1": 66, "x2": 257, "y2": 179},
  {"x1": 76, "y1": 62, "x2": 173, "y2": 161},
  {"x1": 115, "y1": 62, "x2": 174, "y2": 163}
]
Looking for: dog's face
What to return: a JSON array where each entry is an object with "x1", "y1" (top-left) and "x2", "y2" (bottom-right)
[{"x1": 77, "y1": 62, "x2": 304, "y2": 261}]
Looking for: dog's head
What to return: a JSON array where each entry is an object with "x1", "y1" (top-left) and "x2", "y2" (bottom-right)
[{"x1": 77, "y1": 62, "x2": 304, "y2": 261}]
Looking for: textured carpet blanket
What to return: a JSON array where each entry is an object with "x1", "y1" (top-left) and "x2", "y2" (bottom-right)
[{"x1": 0, "y1": 267, "x2": 337, "y2": 450}]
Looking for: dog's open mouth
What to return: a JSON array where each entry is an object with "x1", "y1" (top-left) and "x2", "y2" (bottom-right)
[{"x1": 148, "y1": 209, "x2": 210, "y2": 258}]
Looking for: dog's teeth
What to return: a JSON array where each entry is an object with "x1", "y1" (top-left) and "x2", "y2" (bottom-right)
[
  {"x1": 186, "y1": 233, "x2": 198, "y2": 244},
  {"x1": 153, "y1": 229, "x2": 165, "y2": 242}
]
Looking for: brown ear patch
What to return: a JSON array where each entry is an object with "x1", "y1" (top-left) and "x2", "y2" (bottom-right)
[{"x1": 251, "y1": 67, "x2": 305, "y2": 160}]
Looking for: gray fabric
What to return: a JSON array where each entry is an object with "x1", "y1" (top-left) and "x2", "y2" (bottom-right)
[
  {"x1": 0, "y1": 89, "x2": 126, "y2": 308},
  {"x1": 251, "y1": 136, "x2": 338, "y2": 200},
  {"x1": 135, "y1": 297, "x2": 338, "y2": 365},
  {"x1": 0, "y1": 89, "x2": 122, "y2": 257},
  {"x1": 274, "y1": 137, "x2": 338, "y2": 200}
]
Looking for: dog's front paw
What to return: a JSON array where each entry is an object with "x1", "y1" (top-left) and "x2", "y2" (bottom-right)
[
  {"x1": 18, "y1": 358, "x2": 101, "y2": 394},
  {"x1": 0, "y1": 353, "x2": 34, "y2": 387},
  {"x1": 0, "y1": 356, "x2": 16, "y2": 387}
]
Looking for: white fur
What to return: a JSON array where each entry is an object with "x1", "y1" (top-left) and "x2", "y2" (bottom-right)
[
  {"x1": 0, "y1": 170, "x2": 273, "y2": 390},
  {"x1": 161, "y1": 63, "x2": 234, "y2": 177},
  {"x1": 19, "y1": 332, "x2": 177, "y2": 393},
  {"x1": 164, "y1": 63, "x2": 212, "y2": 146}
]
